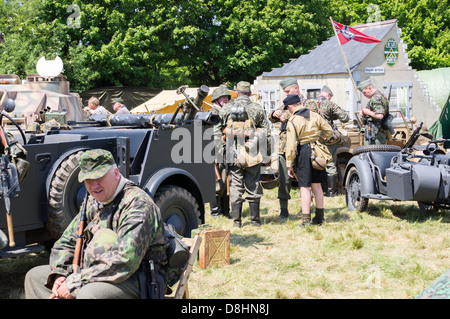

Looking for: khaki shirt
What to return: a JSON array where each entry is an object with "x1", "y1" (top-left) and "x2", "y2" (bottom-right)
[{"x1": 285, "y1": 106, "x2": 333, "y2": 168}]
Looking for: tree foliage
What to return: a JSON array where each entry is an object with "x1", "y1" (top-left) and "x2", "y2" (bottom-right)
[{"x1": 0, "y1": 0, "x2": 448, "y2": 92}]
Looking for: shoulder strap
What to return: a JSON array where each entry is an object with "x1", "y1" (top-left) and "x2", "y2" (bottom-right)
[{"x1": 105, "y1": 184, "x2": 135, "y2": 230}]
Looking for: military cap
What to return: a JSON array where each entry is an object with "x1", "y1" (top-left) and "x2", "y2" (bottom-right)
[
  {"x1": 279, "y1": 77, "x2": 298, "y2": 89},
  {"x1": 321, "y1": 85, "x2": 333, "y2": 96},
  {"x1": 357, "y1": 79, "x2": 373, "y2": 91},
  {"x1": 78, "y1": 149, "x2": 115, "y2": 182},
  {"x1": 111, "y1": 97, "x2": 124, "y2": 104},
  {"x1": 283, "y1": 94, "x2": 301, "y2": 107},
  {"x1": 236, "y1": 81, "x2": 251, "y2": 92}
]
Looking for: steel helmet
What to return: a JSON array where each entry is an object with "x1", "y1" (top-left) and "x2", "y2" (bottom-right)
[
  {"x1": 211, "y1": 85, "x2": 231, "y2": 102},
  {"x1": 260, "y1": 173, "x2": 279, "y2": 190}
]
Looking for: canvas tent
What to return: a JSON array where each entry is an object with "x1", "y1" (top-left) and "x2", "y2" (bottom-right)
[
  {"x1": 79, "y1": 86, "x2": 162, "y2": 113},
  {"x1": 131, "y1": 87, "x2": 237, "y2": 114}
]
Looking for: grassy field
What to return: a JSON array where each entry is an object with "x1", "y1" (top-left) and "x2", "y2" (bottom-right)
[{"x1": 1, "y1": 186, "x2": 448, "y2": 299}]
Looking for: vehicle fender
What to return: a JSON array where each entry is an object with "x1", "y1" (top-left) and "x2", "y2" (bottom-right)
[
  {"x1": 144, "y1": 167, "x2": 202, "y2": 199},
  {"x1": 344, "y1": 153, "x2": 377, "y2": 195},
  {"x1": 45, "y1": 147, "x2": 90, "y2": 197}
]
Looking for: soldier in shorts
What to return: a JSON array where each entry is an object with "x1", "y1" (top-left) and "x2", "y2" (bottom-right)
[
  {"x1": 284, "y1": 95, "x2": 333, "y2": 226},
  {"x1": 25, "y1": 149, "x2": 166, "y2": 299}
]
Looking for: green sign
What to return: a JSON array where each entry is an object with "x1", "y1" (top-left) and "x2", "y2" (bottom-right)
[{"x1": 384, "y1": 38, "x2": 399, "y2": 67}]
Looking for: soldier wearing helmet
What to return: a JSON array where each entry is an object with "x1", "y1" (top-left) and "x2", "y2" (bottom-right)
[
  {"x1": 210, "y1": 85, "x2": 232, "y2": 219},
  {"x1": 215, "y1": 81, "x2": 270, "y2": 227}
]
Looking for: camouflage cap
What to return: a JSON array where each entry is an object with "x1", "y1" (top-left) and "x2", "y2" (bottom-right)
[
  {"x1": 321, "y1": 85, "x2": 333, "y2": 96},
  {"x1": 280, "y1": 77, "x2": 298, "y2": 89},
  {"x1": 78, "y1": 149, "x2": 115, "y2": 182},
  {"x1": 357, "y1": 79, "x2": 373, "y2": 91},
  {"x1": 236, "y1": 81, "x2": 251, "y2": 92}
]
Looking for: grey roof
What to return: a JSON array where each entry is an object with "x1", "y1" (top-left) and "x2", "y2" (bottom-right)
[{"x1": 261, "y1": 20, "x2": 396, "y2": 77}]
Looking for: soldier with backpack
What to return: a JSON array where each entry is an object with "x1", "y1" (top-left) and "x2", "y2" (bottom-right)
[{"x1": 216, "y1": 81, "x2": 270, "y2": 227}]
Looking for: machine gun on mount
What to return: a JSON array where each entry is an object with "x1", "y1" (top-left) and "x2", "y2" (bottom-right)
[{"x1": 402, "y1": 122, "x2": 423, "y2": 152}]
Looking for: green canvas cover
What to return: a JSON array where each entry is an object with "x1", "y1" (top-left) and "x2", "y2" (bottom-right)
[{"x1": 429, "y1": 94, "x2": 450, "y2": 148}]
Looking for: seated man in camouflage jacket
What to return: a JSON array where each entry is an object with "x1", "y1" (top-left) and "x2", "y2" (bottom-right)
[{"x1": 25, "y1": 149, "x2": 166, "y2": 299}]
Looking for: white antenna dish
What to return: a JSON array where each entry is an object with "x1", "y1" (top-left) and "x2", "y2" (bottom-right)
[{"x1": 36, "y1": 56, "x2": 64, "y2": 78}]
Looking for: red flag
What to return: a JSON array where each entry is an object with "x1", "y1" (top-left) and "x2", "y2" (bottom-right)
[{"x1": 332, "y1": 20, "x2": 381, "y2": 45}]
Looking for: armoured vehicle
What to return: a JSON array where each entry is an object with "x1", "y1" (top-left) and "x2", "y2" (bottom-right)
[
  {"x1": 343, "y1": 122, "x2": 450, "y2": 212},
  {"x1": 0, "y1": 86, "x2": 216, "y2": 258}
]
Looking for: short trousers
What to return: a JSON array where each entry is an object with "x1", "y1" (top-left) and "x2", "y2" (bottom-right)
[{"x1": 295, "y1": 143, "x2": 326, "y2": 187}]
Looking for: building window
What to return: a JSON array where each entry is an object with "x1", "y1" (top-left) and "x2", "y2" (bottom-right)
[
  {"x1": 306, "y1": 89, "x2": 321, "y2": 99},
  {"x1": 259, "y1": 86, "x2": 279, "y2": 116},
  {"x1": 384, "y1": 82, "x2": 412, "y2": 122}
]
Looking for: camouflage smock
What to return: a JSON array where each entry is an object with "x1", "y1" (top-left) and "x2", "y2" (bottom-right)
[
  {"x1": 47, "y1": 179, "x2": 165, "y2": 297},
  {"x1": 316, "y1": 95, "x2": 350, "y2": 126},
  {"x1": 365, "y1": 90, "x2": 389, "y2": 128}
]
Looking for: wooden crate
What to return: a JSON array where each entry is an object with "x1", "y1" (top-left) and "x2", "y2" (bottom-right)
[{"x1": 198, "y1": 228, "x2": 230, "y2": 269}]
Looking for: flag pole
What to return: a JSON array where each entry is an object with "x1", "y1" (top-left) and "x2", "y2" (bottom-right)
[{"x1": 329, "y1": 17, "x2": 360, "y2": 103}]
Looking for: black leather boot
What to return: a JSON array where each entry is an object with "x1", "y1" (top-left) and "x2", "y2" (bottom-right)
[
  {"x1": 221, "y1": 195, "x2": 232, "y2": 219},
  {"x1": 210, "y1": 196, "x2": 221, "y2": 217},
  {"x1": 232, "y1": 203, "x2": 242, "y2": 227},
  {"x1": 249, "y1": 202, "x2": 262, "y2": 226},
  {"x1": 279, "y1": 199, "x2": 289, "y2": 219},
  {"x1": 326, "y1": 175, "x2": 337, "y2": 197},
  {"x1": 311, "y1": 208, "x2": 324, "y2": 225}
]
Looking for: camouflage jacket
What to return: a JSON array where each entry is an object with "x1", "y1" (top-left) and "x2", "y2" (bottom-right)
[
  {"x1": 47, "y1": 179, "x2": 165, "y2": 297},
  {"x1": 316, "y1": 95, "x2": 350, "y2": 126},
  {"x1": 365, "y1": 90, "x2": 389, "y2": 128}
]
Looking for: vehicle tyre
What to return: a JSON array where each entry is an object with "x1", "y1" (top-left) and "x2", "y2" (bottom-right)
[
  {"x1": 345, "y1": 166, "x2": 369, "y2": 212},
  {"x1": 153, "y1": 185, "x2": 201, "y2": 237},
  {"x1": 353, "y1": 144, "x2": 401, "y2": 156},
  {"x1": 47, "y1": 151, "x2": 85, "y2": 239}
]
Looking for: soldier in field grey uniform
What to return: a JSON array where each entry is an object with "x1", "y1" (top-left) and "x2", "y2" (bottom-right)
[
  {"x1": 215, "y1": 81, "x2": 270, "y2": 227},
  {"x1": 316, "y1": 85, "x2": 349, "y2": 196},
  {"x1": 25, "y1": 149, "x2": 166, "y2": 299}
]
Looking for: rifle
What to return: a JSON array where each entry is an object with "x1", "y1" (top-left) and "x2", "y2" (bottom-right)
[
  {"x1": 72, "y1": 194, "x2": 88, "y2": 273},
  {"x1": 0, "y1": 155, "x2": 18, "y2": 247}
]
